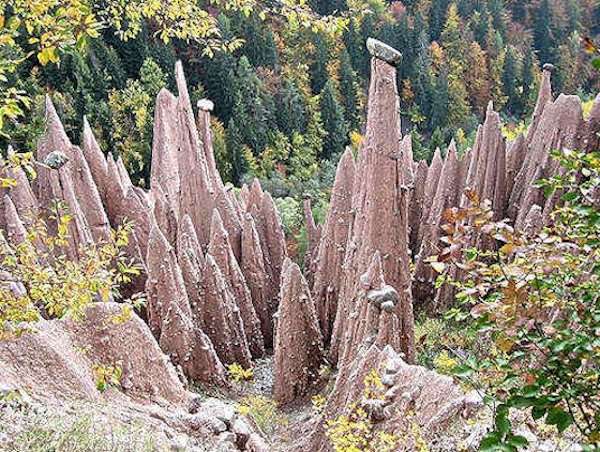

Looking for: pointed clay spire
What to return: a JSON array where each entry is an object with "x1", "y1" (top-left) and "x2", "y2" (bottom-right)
[
  {"x1": 329, "y1": 55, "x2": 414, "y2": 364},
  {"x1": 303, "y1": 197, "x2": 321, "y2": 286},
  {"x1": 104, "y1": 154, "x2": 127, "y2": 223},
  {"x1": 312, "y1": 148, "x2": 356, "y2": 343},
  {"x1": 69, "y1": 145, "x2": 112, "y2": 243},
  {"x1": 246, "y1": 178, "x2": 264, "y2": 212},
  {"x1": 241, "y1": 212, "x2": 274, "y2": 347},
  {"x1": 34, "y1": 97, "x2": 94, "y2": 260},
  {"x1": 116, "y1": 156, "x2": 133, "y2": 191},
  {"x1": 239, "y1": 184, "x2": 250, "y2": 210},
  {"x1": 526, "y1": 69, "x2": 552, "y2": 146},
  {"x1": 408, "y1": 160, "x2": 428, "y2": 255},
  {"x1": 151, "y1": 88, "x2": 181, "y2": 216},
  {"x1": 200, "y1": 253, "x2": 253, "y2": 367},
  {"x1": 417, "y1": 148, "x2": 443, "y2": 249},
  {"x1": 511, "y1": 93, "x2": 584, "y2": 229},
  {"x1": 152, "y1": 183, "x2": 179, "y2": 246},
  {"x1": 400, "y1": 134, "x2": 414, "y2": 187},
  {"x1": 209, "y1": 210, "x2": 264, "y2": 358},
  {"x1": 196, "y1": 98, "x2": 221, "y2": 188},
  {"x1": 177, "y1": 214, "x2": 206, "y2": 322},
  {"x1": 6, "y1": 165, "x2": 38, "y2": 226},
  {"x1": 82, "y1": 117, "x2": 108, "y2": 200},
  {"x1": 273, "y1": 258, "x2": 325, "y2": 404},
  {"x1": 259, "y1": 192, "x2": 287, "y2": 300}
]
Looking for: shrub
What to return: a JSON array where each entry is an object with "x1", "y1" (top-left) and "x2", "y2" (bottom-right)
[
  {"x1": 326, "y1": 369, "x2": 398, "y2": 452},
  {"x1": 236, "y1": 395, "x2": 284, "y2": 436},
  {"x1": 434, "y1": 149, "x2": 600, "y2": 448},
  {"x1": 0, "y1": 201, "x2": 142, "y2": 339},
  {"x1": 227, "y1": 363, "x2": 253, "y2": 383}
]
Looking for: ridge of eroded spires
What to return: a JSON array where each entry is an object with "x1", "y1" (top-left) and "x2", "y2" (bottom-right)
[
  {"x1": 208, "y1": 210, "x2": 265, "y2": 358},
  {"x1": 145, "y1": 222, "x2": 226, "y2": 385}
]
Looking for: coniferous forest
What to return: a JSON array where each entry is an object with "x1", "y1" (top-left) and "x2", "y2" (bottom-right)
[{"x1": 4, "y1": 1, "x2": 600, "y2": 195}]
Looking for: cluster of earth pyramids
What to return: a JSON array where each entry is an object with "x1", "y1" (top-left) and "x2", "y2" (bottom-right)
[{"x1": 2, "y1": 37, "x2": 600, "y2": 449}]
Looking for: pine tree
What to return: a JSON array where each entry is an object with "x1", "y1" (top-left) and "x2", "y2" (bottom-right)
[
  {"x1": 430, "y1": 127, "x2": 446, "y2": 154},
  {"x1": 488, "y1": 0, "x2": 506, "y2": 38},
  {"x1": 200, "y1": 15, "x2": 237, "y2": 122},
  {"x1": 230, "y1": 56, "x2": 275, "y2": 155},
  {"x1": 472, "y1": 4, "x2": 490, "y2": 47},
  {"x1": 412, "y1": 30, "x2": 435, "y2": 126},
  {"x1": 309, "y1": 0, "x2": 347, "y2": 15},
  {"x1": 510, "y1": 1, "x2": 527, "y2": 23},
  {"x1": 429, "y1": 0, "x2": 450, "y2": 41},
  {"x1": 556, "y1": 32, "x2": 590, "y2": 94},
  {"x1": 309, "y1": 32, "x2": 330, "y2": 94},
  {"x1": 338, "y1": 48, "x2": 360, "y2": 131},
  {"x1": 521, "y1": 44, "x2": 536, "y2": 114},
  {"x1": 502, "y1": 46, "x2": 519, "y2": 116},
  {"x1": 486, "y1": 25, "x2": 508, "y2": 111},
  {"x1": 534, "y1": 0, "x2": 555, "y2": 65},
  {"x1": 226, "y1": 118, "x2": 246, "y2": 185},
  {"x1": 566, "y1": 0, "x2": 581, "y2": 35},
  {"x1": 343, "y1": 18, "x2": 369, "y2": 78},
  {"x1": 319, "y1": 81, "x2": 348, "y2": 160},
  {"x1": 440, "y1": 3, "x2": 466, "y2": 74},
  {"x1": 465, "y1": 41, "x2": 491, "y2": 117},
  {"x1": 276, "y1": 79, "x2": 307, "y2": 137},
  {"x1": 430, "y1": 68, "x2": 449, "y2": 131},
  {"x1": 439, "y1": 3, "x2": 471, "y2": 129},
  {"x1": 234, "y1": 12, "x2": 279, "y2": 68}
]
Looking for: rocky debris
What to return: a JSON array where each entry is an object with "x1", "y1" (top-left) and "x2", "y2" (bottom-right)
[
  {"x1": 0, "y1": 334, "x2": 268, "y2": 451},
  {"x1": 311, "y1": 148, "x2": 356, "y2": 344},
  {"x1": 209, "y1": 210, "x2": 265, "y2": 358},
  {"x1": 273, "y1": 258, "x2": 325, "y2": 405},
  {"x1": 329, "y1": 54, "x2": 415, "y2": 365}
]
